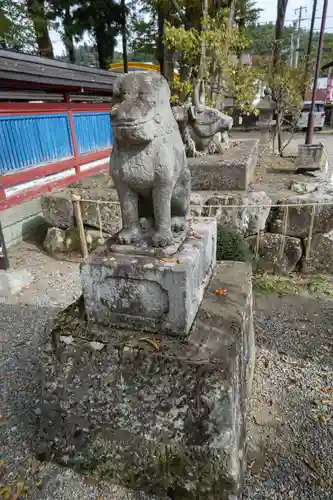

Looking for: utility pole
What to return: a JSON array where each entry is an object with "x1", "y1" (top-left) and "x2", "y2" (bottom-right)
[
  {"x1": 289, "y1": 21, "x2": 297, "y2": 67},
  {"x1": 305, "y1": 0, "x2": 329, "y2": 145},
  {"x1": 121, "y1": 0, "x2": 128, "y2": 73},
  {"x1": 303, "y1": 0, "x2": 318, "y2": 98},
  {"x1": 294, "y1": 5, "x2": 307, "y2": 68}
]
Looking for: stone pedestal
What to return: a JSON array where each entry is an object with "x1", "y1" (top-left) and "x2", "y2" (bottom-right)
[
  {"x1": 81, "y1": 219, "x2": 216, "y2": 336},
  {"x1": 296, "y1": 143, "x2": 324, "y2": 170},
  {"x1": 37, "y1": 261, "x2": 255, "y2": 500},
  {"x1": 188, "y1": 139, "x2": 259, "y2": 191}
]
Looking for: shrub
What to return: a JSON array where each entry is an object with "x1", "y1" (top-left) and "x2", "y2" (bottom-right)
[{"x1": 216, "y1": 226, "x2": 253, "y2": 262}]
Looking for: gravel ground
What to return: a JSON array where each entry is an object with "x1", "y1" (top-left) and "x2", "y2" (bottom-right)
[
  {"x1": 244, "y1": 293, "x2": 333, "y2": 500},
  {"x1": 1, "y1": 241, "x2": 333, "y2": 499},
  {"x1": 0, "y1": 242, "x2": 166, "y2": 500}
]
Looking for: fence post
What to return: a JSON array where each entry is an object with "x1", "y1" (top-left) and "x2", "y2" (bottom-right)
[
  {"x1": 72, "y1": 194, "x2": 89, "y2": 261},
  {"x1": 305, "y1": 204, "x2": 316, "y2": 261},
  {"x1": 279, "y1": 205, "x2": 289, "y2": 259}
]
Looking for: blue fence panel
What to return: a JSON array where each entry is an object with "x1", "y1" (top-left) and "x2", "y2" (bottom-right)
[
  {"x1": 73, "y1": 112, "x2": 113, "y2": 155},
  {"x1": 0, "y1": 114, "x2": 73, "y2": 174}
]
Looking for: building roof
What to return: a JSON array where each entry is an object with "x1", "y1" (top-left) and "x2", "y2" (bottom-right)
[
  {"x1": 0, "y1": 49, "x2": 117, "y2": 95},
  {"x1": 304, "y1": 88, "x2": 330, "y2": 102}
]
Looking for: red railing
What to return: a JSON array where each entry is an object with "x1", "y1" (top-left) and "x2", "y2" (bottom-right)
[{"x1": 0, "y1": 100, "x2": 113, "y2": 210}]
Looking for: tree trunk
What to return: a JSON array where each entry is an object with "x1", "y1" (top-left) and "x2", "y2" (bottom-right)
[
  {"x1": 276, "y1": 109, "x2": 283, "y2": 155},
  {"x1": 157, "y1": 10, "x2": 166, "y2": 77},
  {"x1": 273, "y1": 0, "x2": 289, "y2": 66},
  {"x1": 95, "y1": 25, "x2": 113, "y2": 69},
  {"x1": 63, "y1": 7, "x2": 75, "y2": 63},
  {"x1": 121, "y1": 0, "x2": 128, "y2": 73},
  {"x1": 26, "y1": 0, "x2": 53, "y2": 58}
]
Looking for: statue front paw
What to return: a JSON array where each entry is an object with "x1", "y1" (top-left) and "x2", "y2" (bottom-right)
[
  {"x1": 171, "y1": 217, "x2": 188, "y2": 233},
  {"x1": 117, "y1": 227, "x2": 141, "y2": 244},
  {"x1": 152, "y1": 230, "x2": 173, "y2": 248}
]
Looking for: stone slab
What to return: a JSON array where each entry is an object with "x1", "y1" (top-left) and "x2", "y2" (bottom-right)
[
  {"x1": 188, "y1": 139, "x2": 259, "y2": 191},
  {"x1": 0, "y1": 269, "x2": 33, "y2": 297},
  {"x1": 37, "y1": 261, "x2": 255, "y2": 500},
  {"x1": 81, "y1": 220, "x2": 217, "y2": 336}
]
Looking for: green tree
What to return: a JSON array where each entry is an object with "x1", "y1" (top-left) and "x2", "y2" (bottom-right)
[
  {"x1": 268, "y1": 64, "x2": 307, "y2": 154},
  {"x1": 164, "y1": 11, "x2": 261, "y2": 111},
  {"x1": 74, "y1": 0, "x2": 123, "y2": 69},
  {"x1": 0, "y1": 0, "x2": 36, "y2": 52},
  {"x1": 49, "y1": 0, "x2": 76, "y2": 62},
  {"x1": 234, "y1": 0, "x2": 262, "y2": 30},
  {"x1": 26, "y1": 0, "x2": 54, "y2": 57}
]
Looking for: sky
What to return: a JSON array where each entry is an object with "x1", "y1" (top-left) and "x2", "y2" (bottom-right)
[
  {"x1": 258, "y1": 0, "x2": 333, "y2": 32},
  {"x1": 51, "y1": 0, "x2": 333, "y2": 57}
]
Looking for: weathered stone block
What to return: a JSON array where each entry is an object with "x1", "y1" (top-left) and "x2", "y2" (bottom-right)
[
  {"x1": 188, "y1": 139, "x2": 259, "y2": 191},
  {"x1": 203, "y1": 191, "x2": 271, "y2": 235},
  {"x1": 41, "y1": 188, "x2": 121, "y2": 234},
  {"x1": 247, "y1": 232, "x2": 302, "y2": 275},
  {"x1": 80, "y1": 193, "x2": 121, "y2": 234},
  {"x1": 37, "y1": 261, "x2": 254, "y2": 500},
  {"x1": 81, "y1": 220, "x2": 216, "y2": 336},
  {"x1": 303, "y1": 231, "x2": 333, "y2": 274},
  {"x1": 269, "y1": 192, "x2": 333, "y2": 238},
  {"x1": 41, "y1": 192, "x2": 74, "y2": 229},
  {"x1": 43, "y1": 227, "x2": 105, "y2": 254}
]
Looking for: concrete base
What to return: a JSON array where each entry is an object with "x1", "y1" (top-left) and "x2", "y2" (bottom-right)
[
  {"x1": 296, "y1": 143, "x2": 324, "y2": 170},
  {"x1": 0, "y1": 198, "x2": 47, "y2": 248},
  {"x1": 188, "y1": 139, "x2": 259, "y2": 191},
  {"x1": 0, "y1": 269, "x2": 33, "y2": 296},
  {"x1": 37, "y1": 261, "x2": 255, "y2": 500},
  {"x1": 81, "y1": 220, "x2": 217, "y2": 336}
]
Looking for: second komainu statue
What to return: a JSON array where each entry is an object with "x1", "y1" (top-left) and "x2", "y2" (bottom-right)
[{"x1": 172, "y1": 80, "x2": 233, "y2": 157}]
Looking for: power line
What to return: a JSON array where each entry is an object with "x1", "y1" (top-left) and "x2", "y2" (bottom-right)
[{"x1": 285, "y1": 16, "x2": 333, "y2": 22}]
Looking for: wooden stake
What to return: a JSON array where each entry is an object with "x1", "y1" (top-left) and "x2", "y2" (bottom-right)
[
  {"x1": 72, "y1": 194, "x2": 89, "y2": 261},
  {"x1": 305, "y1": 204, "x2": 316, "y2": 260},
  {"x1": 279, "y1": 205, "x2": 289, "y2": 259}
]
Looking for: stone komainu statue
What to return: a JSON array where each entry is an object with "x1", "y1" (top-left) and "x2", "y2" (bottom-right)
[
  {"x1": 110, "y1": 72, "x2": 191, "y2": 248},
  {"x1": 172, "y1": 80, "x2": 233, "y2": 157}
]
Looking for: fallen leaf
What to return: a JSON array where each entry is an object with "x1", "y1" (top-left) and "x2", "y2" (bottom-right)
[
  {"x1": 159, "y1": 258, "x2": 177, "y2": 263},
  {"x1": 321, "y1": 398, "x2": 333, "y2": 404},
  {"x1": 139, "y1": 338, "x2": 160, "y2": 350},
  {"x1": 215, "y1": 289, "x2": 227, "y2": 296},
  {"x1": 0, "y1": 486, "x2": 11, "y2": 500},
  {"x1": 12, "y1": 480, "x2": 25, "y2": 500},
  {"x1": 34, "y1": 478, "x2": 43, "y2": 489},
  {"x1": 319, "y1": 415, "x2": 329, "y2": 425}
]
